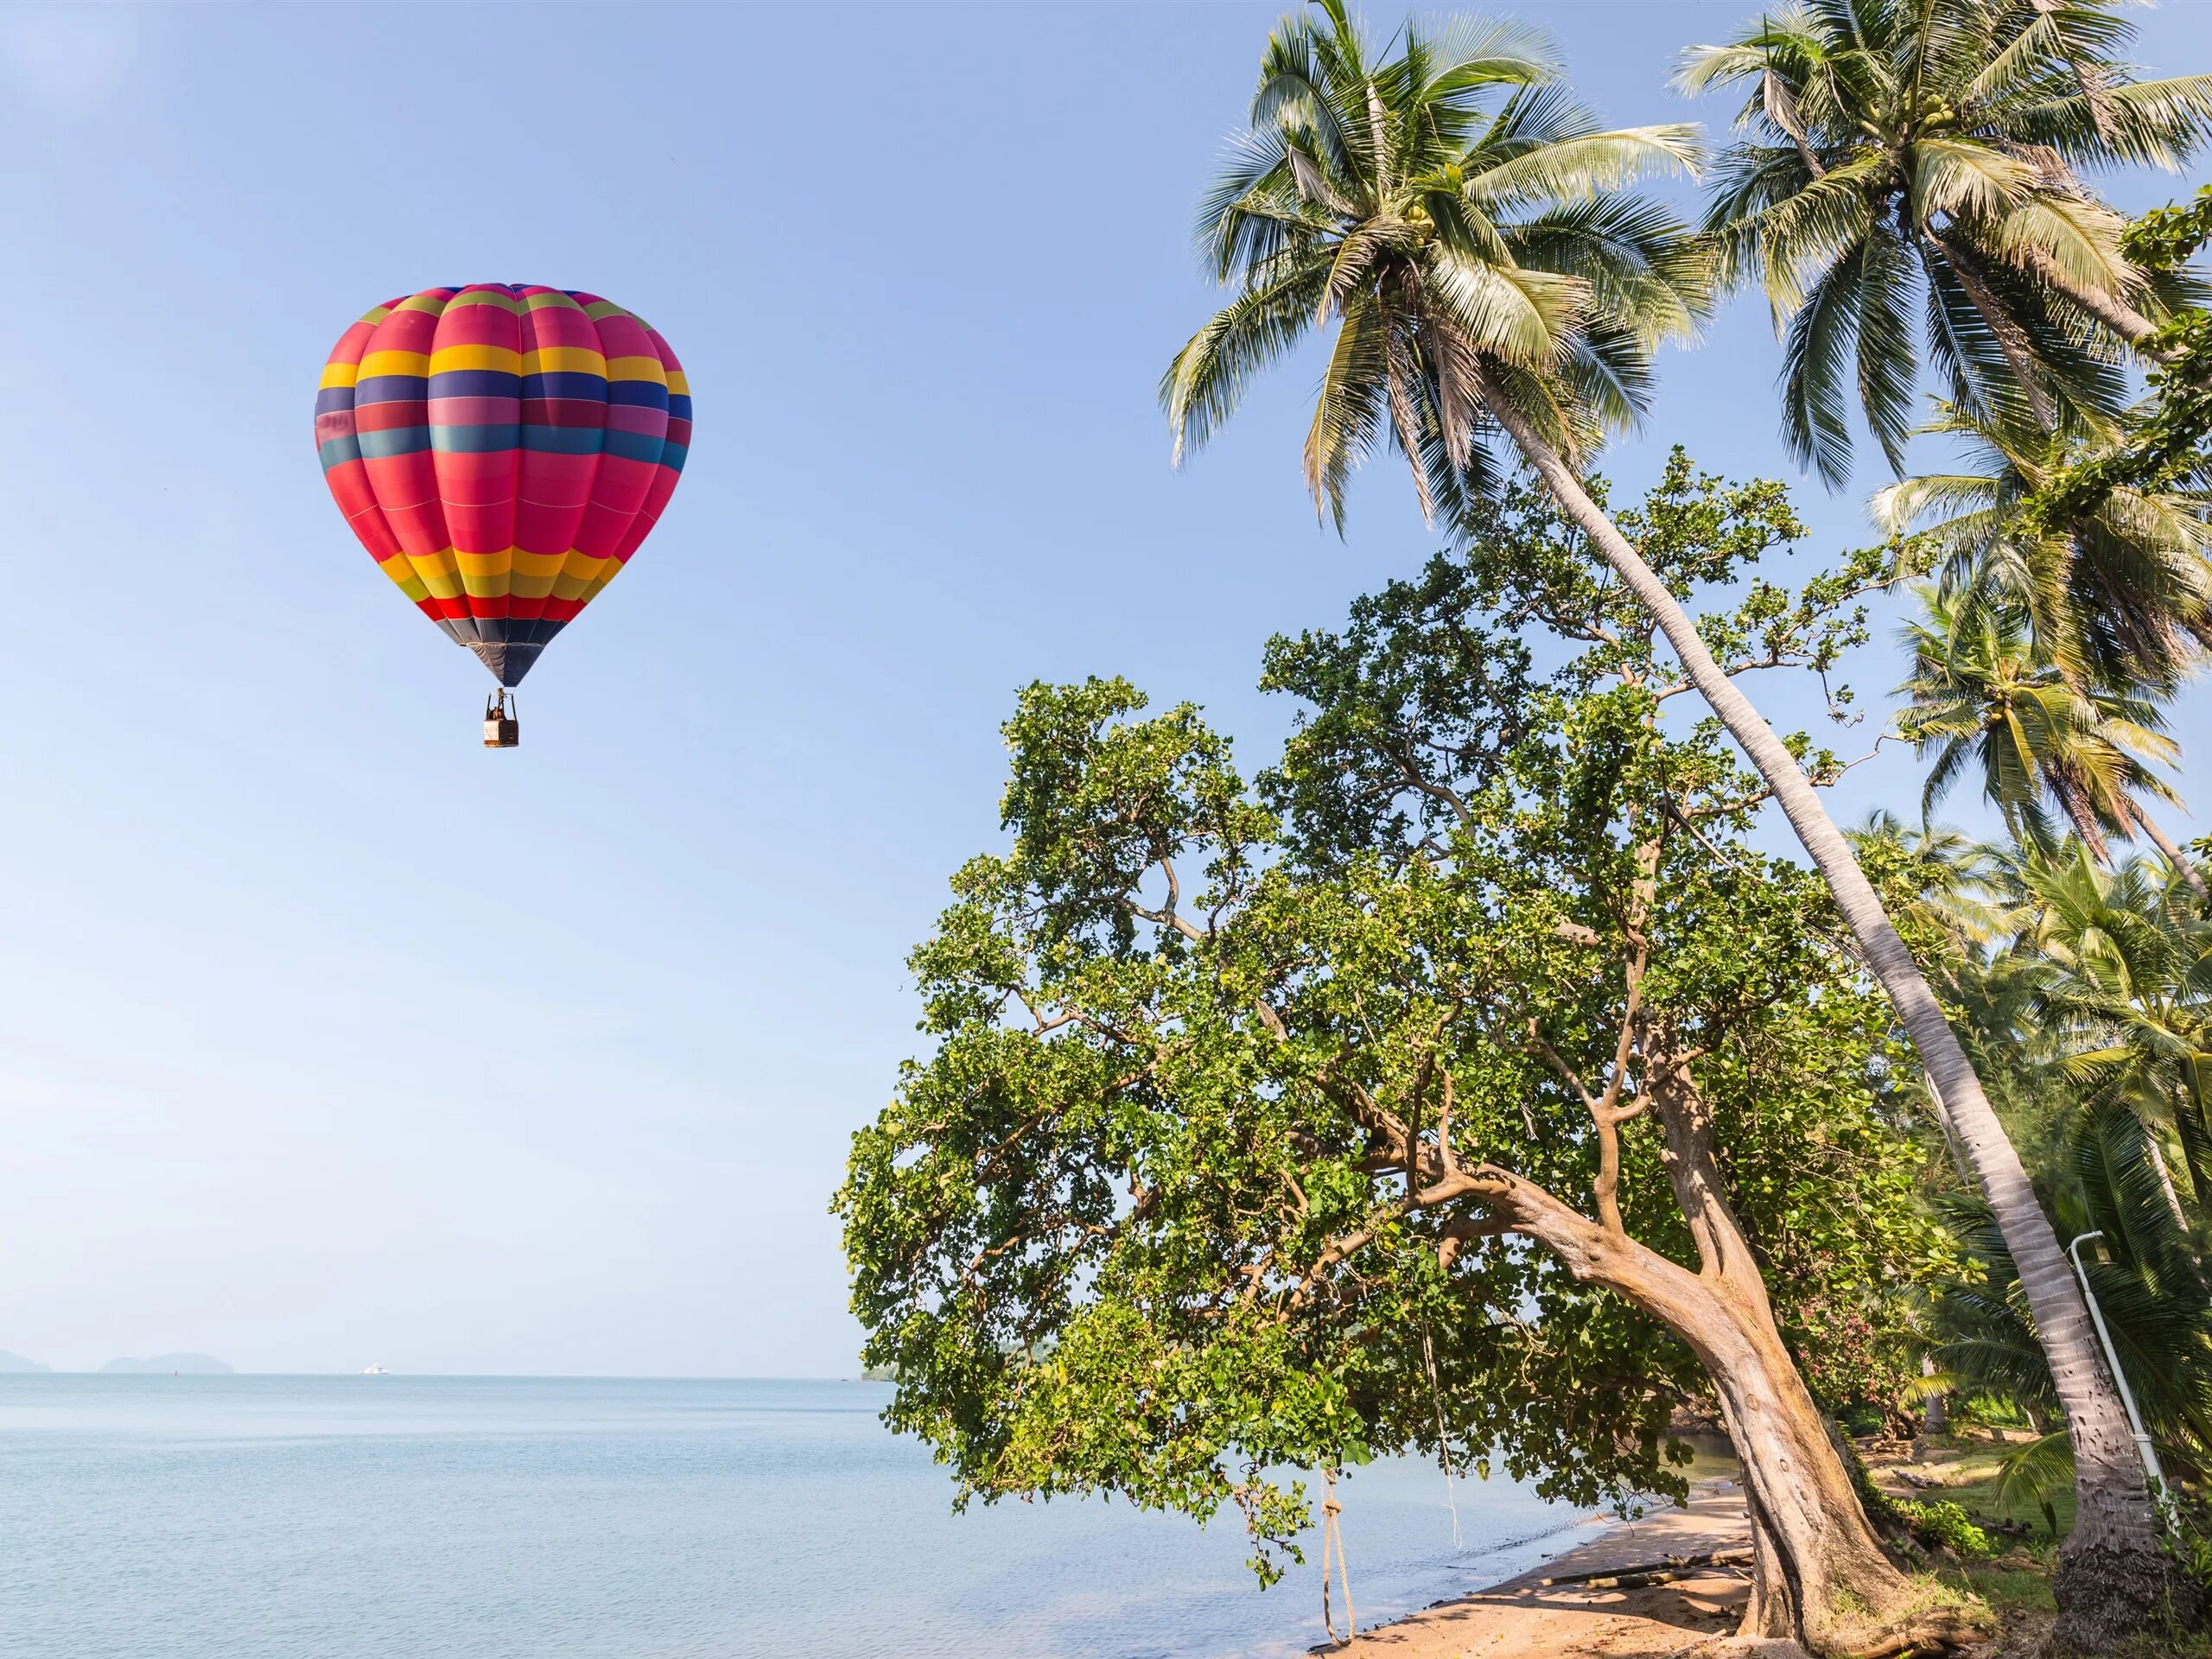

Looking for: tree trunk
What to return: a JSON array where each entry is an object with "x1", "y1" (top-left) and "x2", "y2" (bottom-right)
[
  {"x1": 2148, "y1": 1135, "x2": 2192, "y2": 1234},
  {"x1": 1923, "y1": 1357, "x2": 1949, "y2": 1437},
  {"x1": 2008, "y1": 242, "x2": 2177, "y2": 365},
  {"x1": 2133, "y1": 810, "x2": 2211, "y2": 903},
  {"x1": 1470, "y1": 364, "x2": 2187, "y2": 1654},
  {"x1": 1502, "y1": 1186, "x2": 1927, "y2": 1656},
  {"x1": 1925, "y1": 227, "x2": 2057, "y2": 429}
]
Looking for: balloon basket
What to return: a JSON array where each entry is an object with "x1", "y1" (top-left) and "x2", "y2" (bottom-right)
[{"x1": 484, "y1": 690, "x2": 518, "y2": 749}]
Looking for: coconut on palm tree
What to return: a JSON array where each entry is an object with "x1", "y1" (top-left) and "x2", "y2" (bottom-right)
[
  {"x1": 1896, "y1": 583, "x2": 2208, "y2": 896},
  {"x1": 1162, "y1": 3, "x2": 2189, "y2": 1646},
  {"x1": 1682, "y1": 0, "x2": 2212, "y2": 484}
]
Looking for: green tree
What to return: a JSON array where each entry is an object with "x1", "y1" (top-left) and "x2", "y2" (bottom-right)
[
  {"x1": 2015, "y1": 845, "x2": 2212, "y2": 1197},
  {"x1": 1895, "y1": 585, "x2": 2207, "y2": 898},
  {"x1": 2031, "y1": 186, "x2": 2212, "y2": 531},
  {"x1": 1682, "y1": 0, "x2": 2212, "y2": 482},
  {"x1": 1160, "y1": 6, "x2": 2175, "y2": 1637},
  {"x1": 1867, "y1": 829, "x2": 2212, "y2": 1526},
  {"x1": 1872, "y1": 399, "x2": 2212, "y2": 693},
  {"x1": 841, "y1": 467, "x2": 1976, "y2": 1656},
  {"x1": 1157, "y1": 0, "x2": 1706, "y2": 528}
]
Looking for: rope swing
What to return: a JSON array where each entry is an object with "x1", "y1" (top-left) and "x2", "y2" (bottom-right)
[
  {"x1": 1319, "y1": 1465, "x2": 1356, "y2": 1646},
  {"x1": 1421, "y1": 1323, "x2": 1464, "y2": 1549}
]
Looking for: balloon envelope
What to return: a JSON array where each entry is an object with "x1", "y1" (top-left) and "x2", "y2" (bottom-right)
[{"x1": 314, "y1": 284, "x2": 691, "y2": 686}]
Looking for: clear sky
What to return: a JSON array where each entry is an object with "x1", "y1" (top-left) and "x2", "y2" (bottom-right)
[{"x1": 0, "y1": 1, "x2": 2204, "y2": 1376}]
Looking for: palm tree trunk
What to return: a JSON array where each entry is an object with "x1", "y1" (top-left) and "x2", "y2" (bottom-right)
[
  {"x1": 2132, "y1": 810, "x2": 2211, "y2": 902},
  {"x1": 1924, "y1": 228, "x2": 2058, "y2": 429},
  {"x1": 1469, "y1": 361, "x2": 2185, "y2": 1649},
  {"x1": 2007, "y1": 243, "x2": 2178, "y2": 365},
  {"x1": 2148, "y1": 1135, "x2": 2192, "y2": 1234}
]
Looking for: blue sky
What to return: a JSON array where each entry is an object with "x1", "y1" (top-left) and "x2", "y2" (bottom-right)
[{"x1": 0, "y1": 1, "x2": 2204, "y2": 1376}]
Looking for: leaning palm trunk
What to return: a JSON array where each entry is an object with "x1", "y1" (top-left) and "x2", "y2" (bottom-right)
[
  {"x1": 1470, "y1": 361, "x2": 2183, "y2": 1649},
  {"x1": 2008, "y1": 242, "x2": 2175, "y2": 364},
  {"x1": 2132, "y1": 811, "x2": 2212, "y2": 904},
  {"x1": 1927, "y1": 229, "x2": 2058, "y2": 429}
]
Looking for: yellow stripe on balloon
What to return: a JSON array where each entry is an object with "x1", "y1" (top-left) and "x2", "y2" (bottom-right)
[
  {"x1": 582, "y1": 561, "x2": 627, "y2": 603},
  {"x1": 510, "y1": 550, "x2": 567, "y2": 598},
  {"x1": 405, "y1": 550, "x2": 465, "y2": 601},
  {"x1": 454, "y1": 550, "x2": 516, "y2": 597},
  {"x1": 359, "y1": 350, "x2": 430, "y2": 378},
  {"x1": 376, "y1": 553, "x2": 429, "y2": 601},
  {"x1": 551, "y1": 551, "x2": 613, "y2": 601},
  {"x1": 518, "y1": 346, "x2": 607, "y2": 376},
  {"x1": 428, "y1": 345, "x2": 522, "y2": 376},
  {"x1": 605, "y1": 355, "x2": 668, "y2": 384},
  {"x1": 321, "y1": 360, "x2": 361, "y2": 390},
  {"x1": 665, "y1": 371, "x2": 690, "y2": 396}
]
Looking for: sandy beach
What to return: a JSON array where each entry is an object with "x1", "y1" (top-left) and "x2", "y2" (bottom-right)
[{"x1": 1320, "y1": 1478, "x2": 1802, "y2": 1659}]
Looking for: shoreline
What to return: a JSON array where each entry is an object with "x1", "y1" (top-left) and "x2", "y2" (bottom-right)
[{"x1": 1316, "y1": 1477, "x2": 1770, "y2": 1659}]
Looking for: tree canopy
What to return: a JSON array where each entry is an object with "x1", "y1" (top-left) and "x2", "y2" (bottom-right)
[{"x1": 837, "y1": 461, "x2": 1948, "y2": 1592}]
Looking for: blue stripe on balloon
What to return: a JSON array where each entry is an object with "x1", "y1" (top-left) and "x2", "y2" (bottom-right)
[
  {"x1": 607, "y1": 380, "x2": 671, "y2": 410},
  {"x1": 428, "y1": 369, "x2": 524, "y2": 398},
  {"x1": 659, "y1": 442, "x2": 689, "y2": 473},
  {"x1": 317, "y1": 435, "x2": 363, "y2": 471},
  {"x1": 602, "y1": 428, "x2": 669, "y2": 464},
  {"x1": 520, "y1": 372, "x2": 608, "y2": 401},
  {"x1": 315, "y1": 387, "x2": 356, "y2": 416},
  {"x1": 353, "y1": 373, "x2": 429, "y2": 406}
]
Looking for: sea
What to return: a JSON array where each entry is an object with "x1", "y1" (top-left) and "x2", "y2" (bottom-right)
[{"x1": 0, "y1": 1376, "x2": 1607, "y2": 1659}]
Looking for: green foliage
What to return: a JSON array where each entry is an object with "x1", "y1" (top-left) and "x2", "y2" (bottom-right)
[
  {"x1": 1895, "y1": 1497, "x2": 1997, "y2": 1558},
  {"x1": 1161, "y1": 0, "x2": 1707, "y2": 530},
  {"x1": 1682, "y1": 1, "x2": 2212, "y2": 483},
  {"x1": 1872, "y1": 398, "x2": 2212, "y2": 694},
  {"x1": 2030, "y1": 187, "x2": 2212, "y2": 528},
  {"x1": 837, "y1": 462, "x2": 1948, "y2": 1579},
  {"x1": 1866, "y1": 823, "x2": 2212, "y2": 1512},
  {"x1": 1895, "y1": 585, "x2": 2183, "y2": 859}
]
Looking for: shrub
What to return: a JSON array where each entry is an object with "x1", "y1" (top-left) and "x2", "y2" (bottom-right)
[{"x1": 1897, "y1": 1499, "x2": 1994, "y2": 1558}]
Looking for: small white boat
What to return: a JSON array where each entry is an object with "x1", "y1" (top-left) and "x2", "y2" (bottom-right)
[{"x1": 359, "y1": 1363, "x2": 389, "y2": 1376}]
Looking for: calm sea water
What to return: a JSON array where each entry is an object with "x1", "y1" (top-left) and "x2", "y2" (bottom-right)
[{"x1": 0, "y1": 1376, "x2": 1599, "y2": 1659}]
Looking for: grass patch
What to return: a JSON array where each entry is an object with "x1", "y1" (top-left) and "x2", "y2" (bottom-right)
[
  {"x1": 1901, "y1": 1437, "x2": 2076, "y2": 1540},
  {"x1": 1942, "y1": 1560, "x2": 2054, "y2": 1616}
]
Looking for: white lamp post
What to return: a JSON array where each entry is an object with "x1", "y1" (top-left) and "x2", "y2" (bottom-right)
[{"x1": 2067, "y1": 1230, "x2": 2167, "y2": 1501}]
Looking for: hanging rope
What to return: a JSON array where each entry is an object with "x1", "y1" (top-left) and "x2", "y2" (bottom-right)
[
  {"x1": 1421, "y1": 1323, "x2": 1463, "y2": 1549},
  {"x1": 1320, "y1": 1465, "x2": 1356, "y2": 1647}
]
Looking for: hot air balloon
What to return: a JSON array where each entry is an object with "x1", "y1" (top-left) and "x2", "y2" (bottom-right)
[{"x1": 313, "y1": 284, "x2": 691, "y2": 747}]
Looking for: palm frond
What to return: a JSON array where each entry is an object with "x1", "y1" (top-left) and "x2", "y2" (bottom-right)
[
  {"x1": 1161, "y1": 258, "x2": 1330, "y2": 463},
  {"x1": 1303, "y1": 289, "x2": 1391, "y2": 527}
]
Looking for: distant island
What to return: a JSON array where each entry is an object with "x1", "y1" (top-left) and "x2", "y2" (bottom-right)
[
  {"x1": 99, "y1": 1354, "x2": 233, "y2": 1375},
  {"x1": 0, "y1": 1350, "x2": 51, "y2": 1374}
]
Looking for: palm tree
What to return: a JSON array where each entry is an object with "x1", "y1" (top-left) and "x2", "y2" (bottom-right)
[
  {"x1": 1896, "y1": 584, "x2": 2209, "y2": 899},
  {"x1": 1160, "y1": 4, "x2": 1707, "y2": 528},
  {"x1": 1681, "y1": 0, "x2": 2212, "y2": 484},
  {"x1": 1931, "y1": 1110, "x2": 2212, "y2": 1532},
  {"x1": 1872, "y1": 400, "x2": 2212, "y2": 692},
  {"x1": 1163, "y1": 3, "x2": 2182, "y2": 1642},
  {"x1": 1931, "y1": 849, "x2": 2212, "y2": 1525},
  {"x1": 2014, "y1": 845, "x2": 2212, "y2": 1192}
]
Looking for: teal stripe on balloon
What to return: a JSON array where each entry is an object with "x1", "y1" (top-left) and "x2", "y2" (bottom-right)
[
  {"x1": 357, "y1": 426, "x2": 433, "y2": 460},
  {"x1": 429, "y1": 423, "x2": 524, "y2": 454}
]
